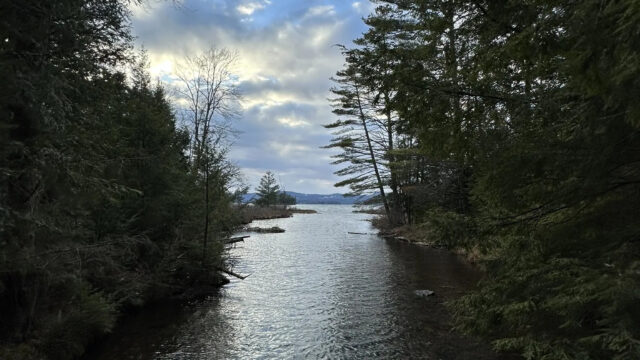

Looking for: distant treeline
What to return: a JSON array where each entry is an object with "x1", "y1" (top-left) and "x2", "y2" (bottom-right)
[
  {"x1": 243, "y1": 191, "x2": 374, "y2": 205},
  {"x1": 0, "y1": 1, "x2": 243, "y2": 359},
  {"x1": 328, "y1": 1, "x2": 640, "y2": 358}
]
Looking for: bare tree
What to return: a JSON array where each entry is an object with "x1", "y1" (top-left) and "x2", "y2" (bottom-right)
[
  {"x1": 175, "y1": 47, "x2": 241, "y2": 170},
  {"x1": 174, "y1": 47, "x2": 241, "y2": 265}
]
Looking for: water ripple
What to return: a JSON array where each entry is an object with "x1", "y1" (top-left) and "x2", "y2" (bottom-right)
[{"x1": 87, "y1": 205, "x2": 503, "y2": 360}]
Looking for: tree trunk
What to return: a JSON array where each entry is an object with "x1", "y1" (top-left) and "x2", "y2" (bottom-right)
[
  {"x1": 355, "y1": 86, "x2": 392, "y2": 224},
  {"x1": 384, "y1": 91, "x2": 402, "y2": 225},
  {"x1": 202, "y1": 152, "x2": 210, "y2": 267}
]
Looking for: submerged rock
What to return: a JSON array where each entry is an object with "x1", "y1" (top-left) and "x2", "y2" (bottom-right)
[{"x1": 415, "y1": 289, "x2": 435, "y2": 297}]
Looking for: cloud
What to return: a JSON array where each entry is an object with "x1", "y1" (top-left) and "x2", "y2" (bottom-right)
[
  {"x1": 305, "y1": 5, "x2": 336, "y2": 18},
  {"x1": 351, "y1": 1, "x2": 376, "y2": 15},
  {"x1": 277, "y1": 117, "x2": 310, "y2": 128},
  {"x1": 236, "y1": 0, "x2": 270, "y2": 16},
  {"x1": 129, "y1": 0, "x2": 371, "y2": 193}
]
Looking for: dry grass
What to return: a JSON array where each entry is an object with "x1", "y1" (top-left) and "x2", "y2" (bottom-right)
[
  {"x1": 238, "y1": 206, "x2": 316, "y2": 224},
  {"x1": 238, "y1": 206, "x2": 292, "y2": 224},
  {"x1": 371, "y1": 215, "x2": 491, "y2": 265}
]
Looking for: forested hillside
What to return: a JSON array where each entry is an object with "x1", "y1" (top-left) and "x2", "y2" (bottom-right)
[
  {"x1": 328, "y1": 1, "x2": 640, "y2": 358},
  {"x1": 0, "y1": 1, "x2": 242, "y2": 358}
]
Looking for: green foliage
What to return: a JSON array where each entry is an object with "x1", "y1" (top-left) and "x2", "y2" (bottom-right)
[
  {"x1": 0, "y1": 344, "x2": 41, "y2": 360},
  {"x1": 39, "y1": 285, "x2": 115, "y2": 360},
  {"x1": 421, "y1": 208, "x2": 474, "y2": 249},
  {"x1": 255, "y1": 171, "x2": 280, "y2": 207},
  {"x1": 344, "y1": 0, "x2": 640, "y2": 358},
  {"x1": 0, "y1": 2, "x2": 242, "y2": 359},
  {"x1": 278, "y1": 191, "x2": 297, "y2": 206}
]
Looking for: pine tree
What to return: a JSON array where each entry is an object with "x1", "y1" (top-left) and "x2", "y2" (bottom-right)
[
  {"x1": 324, "y1": 47, "x2": 394, "y2": 222},
  {"x1": 255, "y1": 171, "x2": 281, "y2": 207},
  {"x1": 343, "y1": 1, "x2": 640, "y2": 358},
  {"x1": 0, "y1": 2, "x2": 243, "y2": 358},
  {"x1": 278, "y1": 192, "x2": 297, "y2": 207}
]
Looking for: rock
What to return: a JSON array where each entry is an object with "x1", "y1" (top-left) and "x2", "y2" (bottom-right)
[{"x1": 415, "y1": 289, "x2": 435, "y2": 297}]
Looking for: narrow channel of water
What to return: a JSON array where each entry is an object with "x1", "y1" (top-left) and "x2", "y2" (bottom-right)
[{"x1": 87, "y1": 205, "x2": 502, "y2": 359}]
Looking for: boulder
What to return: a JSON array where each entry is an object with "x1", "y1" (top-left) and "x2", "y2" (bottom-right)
[{"x1": 415, "y1": 289, "x2": 435, "y2": 297}]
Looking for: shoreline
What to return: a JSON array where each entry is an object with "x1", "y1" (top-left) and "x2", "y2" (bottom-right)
[
  {"x1": 238, "y1": 205, "x2": 317, "y2": 224},
  {"x1": 85, "y1": 206, "x2": 320, "y2": 356},
  {"x1": 372, "y1": 219, "x2": 486, "y2": 265},
  {"x1": 82, "y1": 205, "x2": 513, "y2": 360}
]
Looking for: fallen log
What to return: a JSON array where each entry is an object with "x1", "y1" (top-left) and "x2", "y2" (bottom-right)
[
  {"x1": 215, "y1": 266, "x2": 250, "y2": 280},
  {"x1": 224, "y1": 235, "x2": 249, "y2": 244},
  {"x1": 245, "y1": 226, "x2": 285, "y2": 233},
  {"x1": 348, "y1": 232, "x2": 368, "y2": 235}
]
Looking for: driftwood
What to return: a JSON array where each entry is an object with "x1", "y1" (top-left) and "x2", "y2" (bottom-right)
[
  {"x1": 215, "y1": 266, "x2": 250, "y2": 280},
  {"x1": 245, "y1": 226, "x2": 285, "y2": 233},
  {"x1": 224, "y1": 235, "x2": 249, "y2": 244},
  {"x1": 348, "y1": 232, "x2": 369, "y2": 235}
]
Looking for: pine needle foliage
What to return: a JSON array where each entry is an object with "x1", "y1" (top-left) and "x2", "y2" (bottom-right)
[
  {"x1": 338, "y1": 0, "x2": 640, "y2": 358},
  {"x1": 0, "y1": 1, "x2": 242, "y2": 358}
]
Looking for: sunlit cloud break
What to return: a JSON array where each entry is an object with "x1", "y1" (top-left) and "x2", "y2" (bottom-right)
[
  {"x1": 129, "y1": 0, "x2": 369, "y2": 193},
  {"x1": 236, "y1": 0, "x2": 270, "y2": 16}
]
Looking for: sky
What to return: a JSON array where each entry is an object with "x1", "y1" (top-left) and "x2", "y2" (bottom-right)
[{"x1": 129, "y1": 0, "x2": 376, "y2": 194}]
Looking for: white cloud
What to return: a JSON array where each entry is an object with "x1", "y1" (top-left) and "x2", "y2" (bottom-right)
[
  {"x1": 129, "y1": 0, "x2": 367, "y2": 193},
  {"x1": 277, "y1": 117, "x2": 310, "y2": 128},
  {"x1": 269, "y1": 142, "x2": 312, "y2": 157},
  {"x1": 305, "y1": 5, "x2": 336, "y2": 18},
  {"x1": 352, "y1": 1, "x2": 376, "y2": 15},
  {"x1": 236, "y1": 1, "x2": 267, "y2": 16}
]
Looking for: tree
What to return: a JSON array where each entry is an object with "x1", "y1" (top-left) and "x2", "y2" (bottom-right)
[
  {"x1": 350, "y1": 14, "x2": 410, "y2": 223},
  {"x1": 255, "y1": 171, "x2": 280, "y2": 207},
  {"x1": 0, "y1": 0, "x2": 132, "y2": 357},
  {"x1": 175, "y1": 47, "x2": 241, "y2": 169},
  {"x1": 340, "y1": 1, "x2": 640, "y2": 358},
  {"x1": 324, "y1": 47, "x2": 393, "y2": 223},
  {"x1": 0, "y1": 3, "x2": 244, "y2": 359},
  {"x1": 278, "y1": 191, "x2": 297, "y2": 207},
  {"x1": 174, "y1": 46, "x2": 242, "y2": 266}
]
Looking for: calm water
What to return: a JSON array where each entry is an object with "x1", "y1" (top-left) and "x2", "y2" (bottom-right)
[{"x1": 88, "y1": 205, "x2": 501, "y2": 360}]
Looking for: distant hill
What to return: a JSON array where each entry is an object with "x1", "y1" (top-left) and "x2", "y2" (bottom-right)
[{"x1": 242, "y1": 191, "x2": 374, "y2": 205}]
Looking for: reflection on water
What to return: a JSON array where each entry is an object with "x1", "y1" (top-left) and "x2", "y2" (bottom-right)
[{"x1": 87, "y1": 205, "x2": 501, "y2": 359}]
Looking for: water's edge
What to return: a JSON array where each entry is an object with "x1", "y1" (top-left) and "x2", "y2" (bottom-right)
[{"x1": 85, "y1": 205, "x2": 504, "y2": 360}]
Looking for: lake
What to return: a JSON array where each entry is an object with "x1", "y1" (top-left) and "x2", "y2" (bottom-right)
[{"x1": 86, "y1": 204, "x2": 503, "y2": 359}]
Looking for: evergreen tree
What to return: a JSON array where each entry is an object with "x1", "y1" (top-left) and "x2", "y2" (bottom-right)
[
  {"x1": 0, "y1": 2, "x2": 243, "y2": 358},
  {"x1": 255, "y1": 171, "x2": 280, "y2": 207},
  {"x1": 336, "y1": 1, "x2": 640, "y2": 358},
  {"x1": 278, "y1": 191, "x2": 297, "y2": 207},
  {"x1": 324, "y1": 48, "x2": 393, "y2": 222}
]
